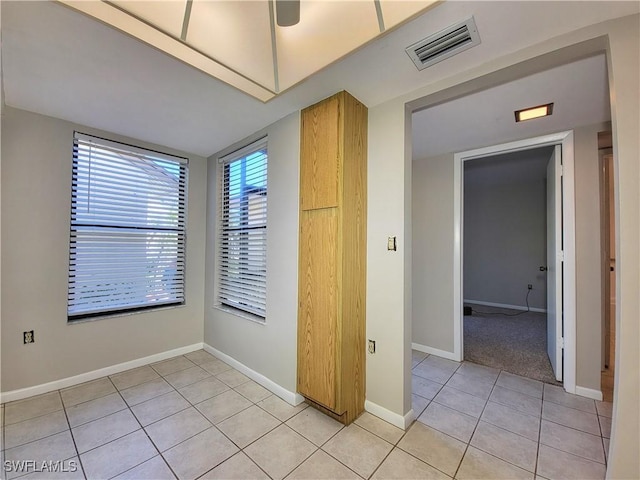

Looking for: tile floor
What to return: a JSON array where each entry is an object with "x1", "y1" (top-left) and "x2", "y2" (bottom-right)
[{"x1": 0, "y1": 349, "x2": 612, "y2": 479}]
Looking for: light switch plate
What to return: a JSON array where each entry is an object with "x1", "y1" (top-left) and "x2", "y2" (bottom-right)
[{"x1": 387, "y1": 236, "x2": 397, "y2": 251}]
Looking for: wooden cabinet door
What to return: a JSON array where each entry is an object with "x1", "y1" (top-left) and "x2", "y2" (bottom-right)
[
  {"x1": 297, "y1": 208, "x2": 338, "y2": 409},
  {"x1": 300, "y1": 96, "x2": 340, "y2": 211}
]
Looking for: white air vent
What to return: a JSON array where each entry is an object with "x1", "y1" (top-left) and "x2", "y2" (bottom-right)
[{"x1": 406, "y1": 17, "x2": 481, "y2": 70}]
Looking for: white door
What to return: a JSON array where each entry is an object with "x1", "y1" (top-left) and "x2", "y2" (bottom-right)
[{"x1": 547, "y1": 145, "x2": 563, "y2": 381}]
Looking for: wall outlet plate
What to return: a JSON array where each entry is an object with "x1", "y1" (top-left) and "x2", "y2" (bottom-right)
[
  {"x1": 368, "y1": 339, "x2": 376, "y2": 354},
  {"x1": 24, "y1": 330, "x2": 35, "y2": 344}
]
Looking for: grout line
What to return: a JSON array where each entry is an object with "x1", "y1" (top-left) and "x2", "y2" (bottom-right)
[{"x1": 59, "y1": 392, "x2": 87, "y2": 480}]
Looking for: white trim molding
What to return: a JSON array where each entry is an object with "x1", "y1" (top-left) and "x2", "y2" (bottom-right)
[
  {"x1": 453, "y1": 130, "x2": 577, "y2": 394},
  {"x1": 411, "y1": 343, "x2": 459, "y2": 361},
  {"x1": 365, "y1": 400, "x2": 414, "y2": 430},
  {"x1": 575, "y1": 386, "x2": 603, "y2": 401},
  {"x1": 203, "y1": 343, "x2": 304, "y2": 406},
  {"x1": 1, "y1": 343, "x2": 204, "y2": 404},
  {"x1": 464, "y1": 299, "x2": 547, "y2": 314}
]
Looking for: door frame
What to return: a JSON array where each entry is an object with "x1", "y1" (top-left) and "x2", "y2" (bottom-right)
[{"x1": 452, "y1": 130, "x2": 576, "y2": 394}]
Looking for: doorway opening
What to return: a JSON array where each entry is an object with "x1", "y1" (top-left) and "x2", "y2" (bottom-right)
[
  {"x1": 462, "y1": 145, "x2": 561, "y2": 384},
  {"x1": 453, "y1": 131, "x2": 577, "y2": 393}
]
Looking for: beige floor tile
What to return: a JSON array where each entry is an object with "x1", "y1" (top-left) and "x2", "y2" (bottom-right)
[
  {"x1": 412, "y1": 350, "x2": 428, "y2": 368},
  {"x1": 445, "y1": 372, "x2": 494, "y2": 400},
  {"x1": 196, "y1": 389, "x2": 253, "y2": 424},
  {"x1": 286, "y1": 406, "x2": 343, "y2": 446},
  {"x1": 371, "y1": 447, "x2": 449, "y2": 479},
  {"x1": 113, "y1": 455, "x2": 176, "y2": 479},
  {"x1": 65, "y1": 392, "x2": 127, "y2": 427},
  {"x1": 457, "y1": 446, "x2": 534, "y2": 480},
  {"x1": 418, "y1": 401, "x2": 478, "y2": 443},
  {"x1": 4, "y1": 431, "x2": 77, "y2": 480},
  {"x1": 200, "y1": 452, "x2": 269, "y2": 479},
  {"x1": 60, "y1": 377, "x2": 116, "y2": 407},
  {"x1": 397, "y1": 422, "x2": 466, "y2": 477},
  {"x1": 412, "y1": 394, "x2": 431, "y2": 417},
  {"x1": 456, "y1": 362, "x2": 500, "y2": 383},
  {"x1": 257, "y1": 395, "x2": 308, "y2": 421},
  {"x1": 131, "y1": 390, "x2": 190, "y2": 426},
  {"x1": 422, "y1": 355, "x2": 461, "y2": 373},
  {"x1": 145, "y1": 407, "x2": 211, "y2": 452},
  {"x1": 72, "y1": 409, "x2": 140, "y2": 453},
  {"x1": 80, "y1": 429, "x2": 158, "y2": 479},
  {"x1": 234, "y1": 380, "x2": 271, "y2": 403},
  {"x1": 216, "y1": 369, "x2": 251, "y2": 388},
  {"x1": 490, "y1": 386, "x2": 542, "y2": 417},
  {"x1": 244, "y1": 425, "x2": 316, "y2": 480},
  {"x1": 288, "y1": 450, "x2": 362, "y2": 479},
  {"x1": 179, "y1": 376, "x2": 230, "y2": 405},
  {"x1": 4, "y1": 410, "x2": 69, "y2": 449},
  {"x1": 110, "y1": 366, "x2": 160, "y2": 391},
  {"x1": 163, "y1": 427, "x2": 239, "y2": 480},
  {"x1": 163, "y1": 366, "x2": 211, "y2": 390},
  {"x1": 537, "y1": 444, "x2": 606, "y2": 480},
  {"x1": 543, "y1": 384, "x2": 596, "y2": 414},
  {"x1": 540, "y1": 420, "x2": 605, "y2": 464},
  {"x1": 542, "y1": 401, "x2": 600, "y2": 435},
  {"x1": 603, "y1": 438, "x2": 610, "y2": 462},
  {"x1": 20, "y1": 457, "x2": 85, "y2": 480},
  {"x1": 217, "y1": 405, "x2": 280, "y2": 448},
  {"x1": 4, "y1": 392, "x2": 63, "y2": 425},
  {"x1": 201, "y1": 359, "x2": 234, "y2": 376},
  {"x1": 470, "y1": 421, "x2": 538, "y2": 473},
  {"x1": 412, "y1": 375, "x2": 443, "y2": 400},
  {"x1": 434, "y1": 386, "x2": 487, "y2": 418},
  {"x1": 413, "y1": 362, "x2": 456, "y2": 384},
  {"x1": 496, "y1": 371, "x2": 543, "y2": 399},
  {"x1": 354, "y1": 412, "x2": 404, "y2": 445},
  {"x1": 120, "y1": 377, "x2": 173, "y2": 406},
  {"x1": 184, "y1": 349, "x2": 218, "y2": 366},
  {"x1": 481, "y1": 401, "x2": 540, "y2": 441},
  {"x1": 152, "y1": 356, "x2": 197, "y2": 376},
  {"x1": 599, "y1": 416, "x2": 611, "y2": 438},
  {"x1": 595, "y1": 401, "x2": 613, "y2": 418},
  {"x1": 324, "y1": 423, "x2": 393, "y2": 478}
]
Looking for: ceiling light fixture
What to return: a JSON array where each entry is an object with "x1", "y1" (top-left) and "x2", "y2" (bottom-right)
[
  {"x1": 276, "y1": 0, "x2": 300, "y2": 27},
  {"x1": 515, "y1": 103, "x2": 554, "y2": 122}
]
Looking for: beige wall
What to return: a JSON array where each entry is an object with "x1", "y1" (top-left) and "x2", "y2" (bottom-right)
[
  {"x1": 370, "y1": 14, "x2": 638, "y2": 478},
  {"x1": 1, "y1": 107, "x2": 207, "y2": 392},
  {"x1": 412, "y1": 154, "x2": 455, "y2": 353},
  {"x1": 204, "y1": 112, "x2": 300, "y2": 394}
]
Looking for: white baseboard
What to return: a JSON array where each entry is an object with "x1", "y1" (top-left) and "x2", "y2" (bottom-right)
[
  {"x1": 203, "y1": 343, "x2": 304, "y2": 406},
  {"x1": 365, "y1": 400, "x2": 413, "y2": 430},
  {"x1": 575, "y1": 385, "x2": 603, "y2": 401},
  {"x1": 464, "y1": 299, "x2": 546, "y2": 314},
  {"x1": 1, "y1": 343, "x2": 204, "y2": 404},
  {"x1": 411, "y1": 343, "x2": 458, "y2": 361}
]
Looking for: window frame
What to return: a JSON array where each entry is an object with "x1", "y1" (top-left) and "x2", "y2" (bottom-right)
[
  {"x1": 216, "y1": 137, "x2": 268, "y2": 321},
  {"x1": 67, "y1": 132, "x2": 189, "y2": 321}
]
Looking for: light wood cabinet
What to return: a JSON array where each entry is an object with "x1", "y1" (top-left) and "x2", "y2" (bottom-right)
[{"x1": 297, "y1": 91, "x2": 367, "y2": 424}]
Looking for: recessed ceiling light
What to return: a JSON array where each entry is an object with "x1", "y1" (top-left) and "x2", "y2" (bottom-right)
[{"x1": 515, "y1": 103, "x2": 554, "y2": 122}]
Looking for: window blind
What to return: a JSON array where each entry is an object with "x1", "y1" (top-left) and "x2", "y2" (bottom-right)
[
  {"x1": 218, "y1": 138, "x2": 268, "y2": 318},
  {"x1": 68, "y1": 133, "x2": 188, "y2": 319}
]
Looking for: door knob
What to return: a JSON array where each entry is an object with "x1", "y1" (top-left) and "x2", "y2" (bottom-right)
[{"x1": 539, "y1": 266, "x2": 548, "y2": 271}]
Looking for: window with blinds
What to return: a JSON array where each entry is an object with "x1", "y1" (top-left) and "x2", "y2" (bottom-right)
[
  {"x1": 68, "y1": 132, "x2": 188, "y2": 320},
  {"x1": 218, "y1": 138, "x2": 268, "y2": 319}
]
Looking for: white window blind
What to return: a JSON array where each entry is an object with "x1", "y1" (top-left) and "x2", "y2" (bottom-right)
[
  {"x1": 218, "y1": 138, "x2": 268, "y2": 318},
  {"x1": 68, "y1": 132, "x2": 188, "y2": 320}
]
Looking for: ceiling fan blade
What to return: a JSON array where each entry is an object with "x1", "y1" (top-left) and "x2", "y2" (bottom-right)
[{"x1": 276, "y1": 0, "x2": 300, "y2": 27}]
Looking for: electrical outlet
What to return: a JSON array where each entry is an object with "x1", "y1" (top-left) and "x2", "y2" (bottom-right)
[
  {"x1": 368, "y1": 339, "x2": 376, "y2": 354},
  {"x1": 23, "y1": 330, "x2": 35, "y2": 344},
  {"x1": 528, "y1": 284, "x2": 533, "y2": 290}
]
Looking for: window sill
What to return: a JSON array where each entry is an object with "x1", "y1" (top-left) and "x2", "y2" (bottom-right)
[
  {"x1": 68, "y1": 303, "x2": 186, "y2": 325},
  {"x1": 213, "y1": 305, "x2": 266, "y2": 325}
]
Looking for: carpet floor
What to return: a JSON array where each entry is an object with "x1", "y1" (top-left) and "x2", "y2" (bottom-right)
[{"x1": 463, "y1": 304, "x2": 562, "y2": 385}]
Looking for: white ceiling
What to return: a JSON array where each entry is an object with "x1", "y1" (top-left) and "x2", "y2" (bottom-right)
[
  {"x1": 412, "y1": 54, "x2": 610, "y2": 159},
  {"x1": 2, "y1": 1, "x2": 639, "y2": 158}
]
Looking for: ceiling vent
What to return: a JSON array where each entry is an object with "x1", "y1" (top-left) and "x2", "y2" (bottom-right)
[{"x1": 406, "y1": 17, "x2": 481, "y2": 70}]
